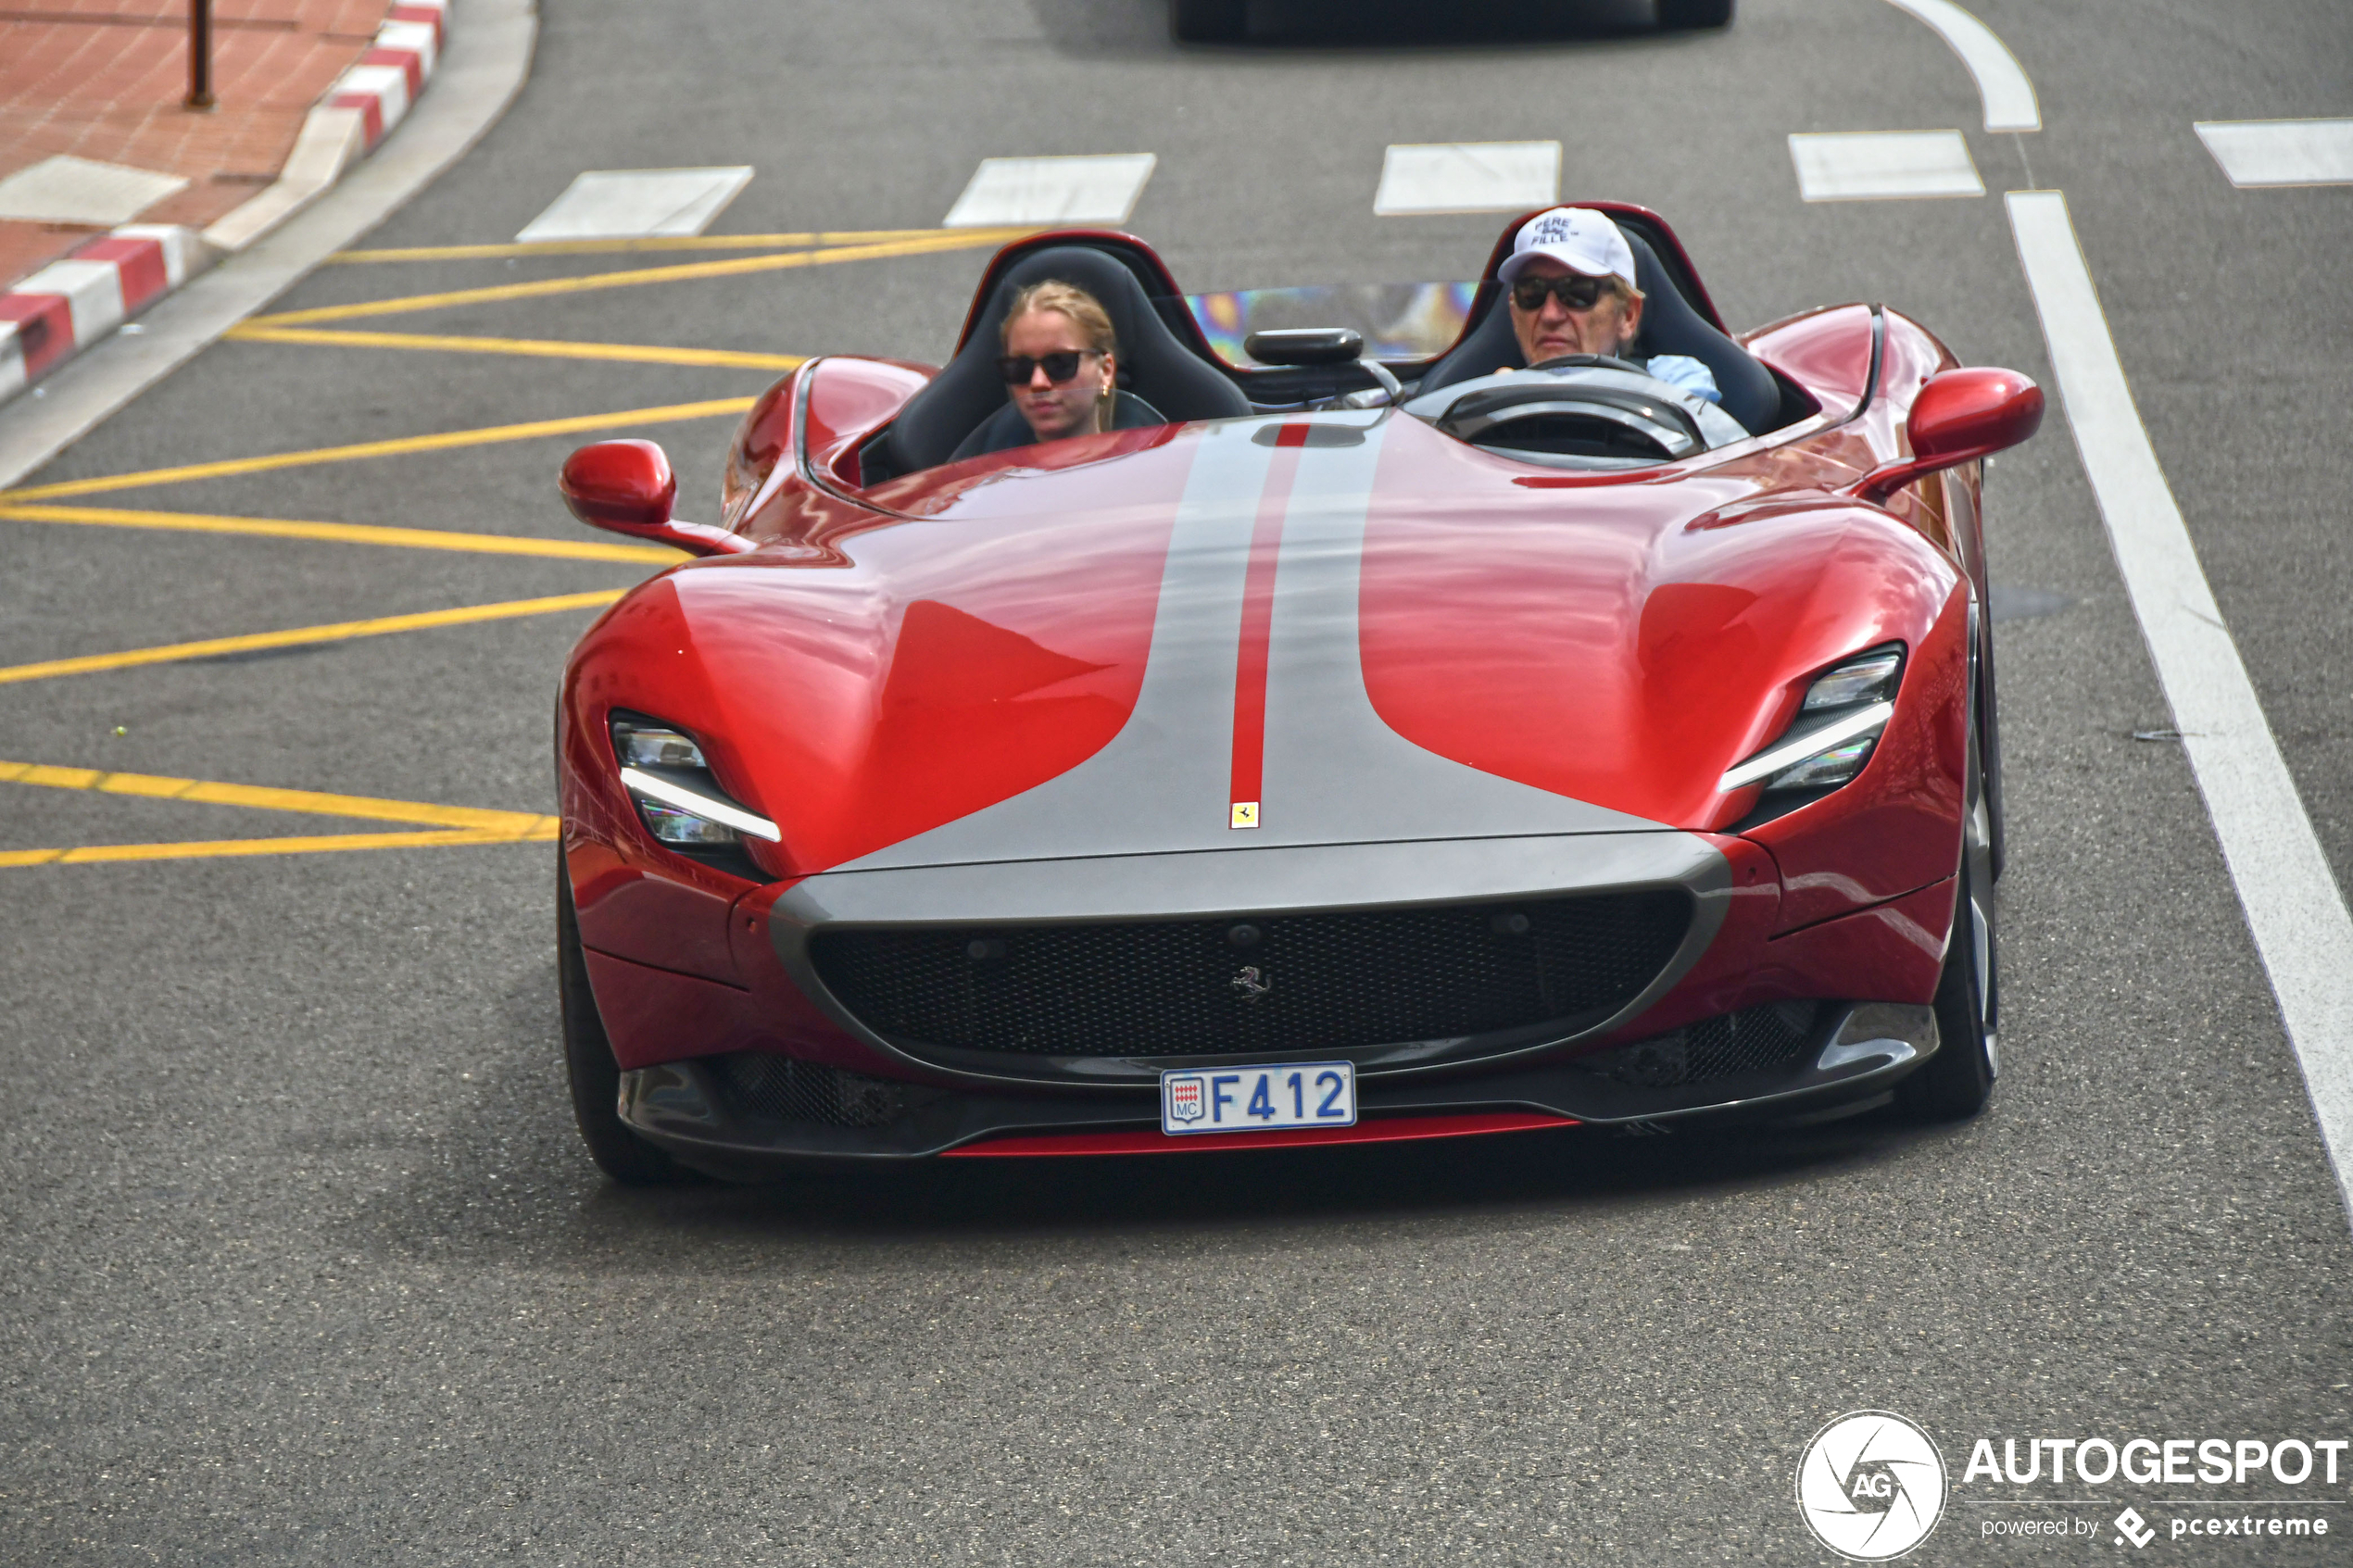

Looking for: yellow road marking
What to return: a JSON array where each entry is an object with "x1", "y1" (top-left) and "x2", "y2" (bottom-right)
[
  {"x1": 0, "y1": 396, "x2": 753, "y2": 503},
  {"x1": 0, "y1": 502, "x2": 684, "y2": 563},
  {"x1": 0, "y1": 758, "x2": 560, "y2": 833},
  {"x1": 0, "y1": 826, "x2": 554, "y2": 868},
  {"x1": 226, "y1": 325, "x2": 807, "y2": 371},
  {"x1": 0, "y1": 591, "x2": 623, "y2": 685},
  {"x1": 246, "y1": 229, "x2": 1008, "y2": 328},
  {"x1": 326, "y1": 227, "x2": 1030, "y2": 263}
]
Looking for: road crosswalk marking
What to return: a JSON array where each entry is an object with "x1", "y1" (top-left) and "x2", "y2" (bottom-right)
[
  {"x1": 944, "y1": 155, "x2": 1156, "y2": 227},
  {"x1": 2195, "y1": 119, "x2": 2353, "y2": 188},
  {"x1": 1373, "y1": 142, "x2": 1557, "y2": 216},
  {"x1": 515, "y1": 167, "x2": 754, "y2": 242},
  {"x1": 1788, "y1": 131, "x2": 1983, "y2": 201}
]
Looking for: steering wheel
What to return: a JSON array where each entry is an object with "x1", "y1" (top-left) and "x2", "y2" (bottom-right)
[{"x1": 1525, "y1": 353, "x2": 1650, "y2": 377}]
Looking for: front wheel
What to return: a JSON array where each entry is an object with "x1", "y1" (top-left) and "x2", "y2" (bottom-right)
[
  {"x1": 1170, "y1": 0, "x2": 1247, "y2": 43},
  {"x1": 1657, "y1": 0, "x2": 1733, "y2": 28},
  {"x1": 1899, "y1": 859, "x2": 1997, "y2": 1121},
  {"x1": 559, "y1": 854, "x2": 692, "y2": 1185}
]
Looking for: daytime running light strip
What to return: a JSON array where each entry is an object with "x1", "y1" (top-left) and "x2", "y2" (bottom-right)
[
  {"x1": 1718, "y1": 702, "x2": 1896, "y2": 792},
  {"x1": 618, "y1": 768, "x2": 783, "y2": 841}
]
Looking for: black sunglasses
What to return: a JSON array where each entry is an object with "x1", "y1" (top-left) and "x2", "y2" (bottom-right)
[
  {"x1": 997, "y1": 349, "x2": 1101, "y2": 385},
  {"x1": 1510, "y1": 274, "x2": 1612, "y2": 313}
]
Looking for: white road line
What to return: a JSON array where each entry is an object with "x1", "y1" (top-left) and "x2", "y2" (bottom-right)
[
  {"x1": 1877, "y1": 0, "x2": 2040, "y2": 132},
  {"x1": 514, "y1": 167, "x2": 754, "y2": 243},
  {"x1": 2195, "y1": 119, "x2": 2353, "y2": 188},
  {"x1": 1373, "y1": 142, "x2": 1558, "y2": 216},
  {"x1": 2007, "y1": 190, "x2": 2353, "y2": 1219},
  {"x1": 1788, "y1": 131, "x2": 1983, "y2": 202},
  {"x1": 943, "y1": 155, "x2": 1156, "y2": 227}
]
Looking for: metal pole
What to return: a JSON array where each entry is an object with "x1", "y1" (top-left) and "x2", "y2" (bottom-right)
[{"x1": 185, "y1": 0, "x2": 215, "y2": 109}]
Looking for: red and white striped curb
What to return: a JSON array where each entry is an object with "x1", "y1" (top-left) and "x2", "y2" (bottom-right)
[
  {"x1": 0, "y1": 0, "x2": 452, "y2": 406},
  {"x1": 0, "y1": 227, "x2": 206, "y2": 399},
  {"x1": 331, "y1": 0, "x2": 449, "y2": 149}
]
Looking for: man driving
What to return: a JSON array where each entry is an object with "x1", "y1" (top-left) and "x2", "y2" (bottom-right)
[{"x1": 1500, "y1": 207, "x2": 1721, "y2": 406}]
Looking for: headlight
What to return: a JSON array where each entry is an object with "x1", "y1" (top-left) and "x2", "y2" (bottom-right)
[
  {"x1": 1721, "y1": 646, "x2": 1905, "y2": 798},
  {"x1": 609, "y1": 712, "x2": 781, "y2": 847},
  {"x1": 1799, "y1": 648, "x2": 1901, "y2": 712}
]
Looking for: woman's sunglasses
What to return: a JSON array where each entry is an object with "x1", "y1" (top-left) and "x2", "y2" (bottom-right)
[
  {"x1": 1509, "y1": 274, "x2": 1612, "y2": 313},
  {"x1": 998, "y1": 349, "x2": 1101, "y2": 385}
]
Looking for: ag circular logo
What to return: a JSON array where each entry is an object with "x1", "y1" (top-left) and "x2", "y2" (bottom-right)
[{"x1": 1795, "y1": 1410, "x2": 1948, "y2": 1561}]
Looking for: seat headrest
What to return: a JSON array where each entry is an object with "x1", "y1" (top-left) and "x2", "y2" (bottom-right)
[
  {"x1": 886, "y1": 245, "x2": 1251, "y2": 473},
  {"x1": 1417, "y1": 220, "x2": 1784, "y2": 435}
]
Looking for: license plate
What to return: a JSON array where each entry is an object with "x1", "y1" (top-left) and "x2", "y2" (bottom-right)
[{"x1": 1161, "y1": 1061, "x2": 1356, "y2": 1135}]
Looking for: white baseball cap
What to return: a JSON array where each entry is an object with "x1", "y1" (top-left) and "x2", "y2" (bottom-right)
[{"x1": 1497, "y1": 207, "x2": 1638, "y2": 291}]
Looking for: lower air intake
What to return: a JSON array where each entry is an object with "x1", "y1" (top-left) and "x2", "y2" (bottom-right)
[
  {"x1": 1579, "y1": 1001, "x2": 1822, "y2": 1088},
  {"x1": 807, "y1": 891, "x2": 1691, "y2": 1059},
  {"x1": 703, "y1": 1052, "x2": 934, "y2": 1129}
]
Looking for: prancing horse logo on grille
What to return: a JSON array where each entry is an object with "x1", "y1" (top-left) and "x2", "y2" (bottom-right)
[{"x1": 1230, "y1": 965, "x2": 1271, "y2": 1000}]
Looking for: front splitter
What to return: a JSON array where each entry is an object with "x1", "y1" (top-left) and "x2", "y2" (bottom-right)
[{"x1": 616, "y1": 1002, "x2": 1936, "y2": 1176}]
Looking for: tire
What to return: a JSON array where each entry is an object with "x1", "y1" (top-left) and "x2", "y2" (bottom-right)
[
  {"x1": 1900, "y1": 682, "x2": 2000, "y2": 1122},
  {"x1": 1899, "y1": 859, "x2": 1997, "y2": 1122},
  {"x1": 558, "y1": 854, "x2": 693, "y2": 1185},
  {"x1": 1978, "y1": 601, "x2": 2009, "y2": 882},
  {"x1": 1170, "y1": 0, "x2": 1247, "y2": 43},
  {"x1": 1657, "y1": 0, "x2": 1733, "y2": 28}
]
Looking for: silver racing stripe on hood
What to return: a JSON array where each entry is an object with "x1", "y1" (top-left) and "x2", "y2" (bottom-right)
[
  {"x1": 1256, "y1": 420, "x2": 1655, "y2": 844},
  {"x1": 837, "y1": 413, "x2": 1663, "y2": 873},
  {"x1": 839, "y1": 418, "x2": 1274, "y2": 871}
]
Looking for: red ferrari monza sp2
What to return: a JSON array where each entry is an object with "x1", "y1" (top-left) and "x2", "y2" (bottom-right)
[{"x1": 551, "y1": 207, "x2": 2043, "y2": 1184}]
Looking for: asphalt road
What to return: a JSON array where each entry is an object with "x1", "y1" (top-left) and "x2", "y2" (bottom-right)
[{"x1": 4, "y1": 0, "x2": 2350, "y2": 1562}]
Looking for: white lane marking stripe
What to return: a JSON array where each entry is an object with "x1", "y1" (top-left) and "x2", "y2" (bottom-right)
[
  {"x1": 1373, "y1": 142, "x2": 1560, "y2": 216},
  {"x1": 1788, "y1": 132, "x2": 1984, "y2": 202},
  {"x1": 943, "y1": 156, "x2": 1157, "y2": 228},
  {"x1": 2007, "y1": 190, "x2": 2353, "y2": 1221},
  {"x1": 2195, "y1": 119, "x2": 2353, "y2": 188},
  {"x1": 1877, "y1": 0, "x2": 2041, "y2": 132},
  {"x1": 516, "y1": 168, "x2": 755, "y2": 243}
]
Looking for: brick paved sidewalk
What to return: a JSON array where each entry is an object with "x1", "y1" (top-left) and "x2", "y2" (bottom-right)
[{"x1": 0, "y1": 0, "x2": 395, "y2": 292}]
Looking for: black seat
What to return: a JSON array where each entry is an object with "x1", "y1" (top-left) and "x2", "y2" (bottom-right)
[
  {"x1": 1418, "y1": 223, "x2": 1782, "y2": 436},
  {"x1": 883, "y1": 245, "x2": 1252, "y2": 473}
]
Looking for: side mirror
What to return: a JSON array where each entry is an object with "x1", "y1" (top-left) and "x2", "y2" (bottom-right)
[
  {"x1": 560, "y1": 440, "x2": 753, "y2": 557},
  {"x1": 1855, "y1": 368, "x2": 2044, "y2": 507}
]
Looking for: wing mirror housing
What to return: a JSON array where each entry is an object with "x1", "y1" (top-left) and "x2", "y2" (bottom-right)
[
  {"x1": 560, "y1": 440, "x2": 753, "y2": 557},
  {"x1": 1855, "y1": 368, "x2": 2044, "y2": 507}
]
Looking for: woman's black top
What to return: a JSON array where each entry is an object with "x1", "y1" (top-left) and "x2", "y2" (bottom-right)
[{"x1": 948, "y1": 390, "x2": 1169, "y2": 463}]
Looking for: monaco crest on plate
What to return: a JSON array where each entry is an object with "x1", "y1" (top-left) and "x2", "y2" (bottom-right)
[{"x1": 1166, "y1": 1074, "x2": 1207, "y2": 1123}]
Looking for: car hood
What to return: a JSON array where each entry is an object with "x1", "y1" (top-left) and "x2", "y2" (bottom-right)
[{"x1": 569, "y1": 410, "x2": 1959, "y2": 879}]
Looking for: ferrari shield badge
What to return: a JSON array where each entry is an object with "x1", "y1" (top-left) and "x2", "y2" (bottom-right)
[
  {"x1": 1166, "y1": 1074, "x2": 1207, "y2": 1123},
  {"x1": 1230, "y1": 801, "x2": 1260, "y2": 829}
]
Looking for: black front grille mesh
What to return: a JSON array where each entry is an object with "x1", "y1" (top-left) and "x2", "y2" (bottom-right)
[
  {"x1": 807, "y1": 892, "x2": 1690, "y2": 1060},
  {"x1": 703, "y1": 1052, "x2": 934, "y2": 1129},
  {"x1": 1582, "y1": 1000, "x2": 1821, "y2": 1088}
]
